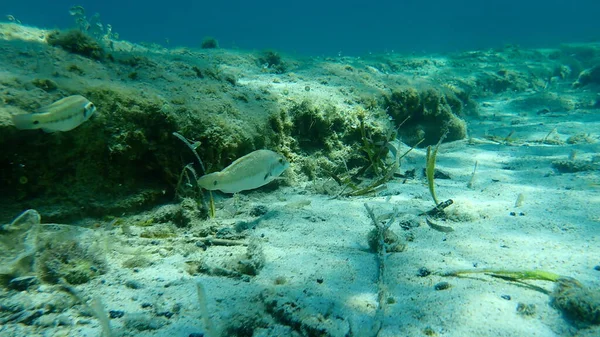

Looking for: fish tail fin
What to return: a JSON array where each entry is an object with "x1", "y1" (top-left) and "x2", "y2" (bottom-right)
[{"x1": 11, "y1": 113, "x2": 37, "y2": 130}]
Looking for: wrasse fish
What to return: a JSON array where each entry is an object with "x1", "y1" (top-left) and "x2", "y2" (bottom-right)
[
  {"x1": 198, "y1": 150, "x2": 290, "y2": 193},
  {"x1": 11, "y1": 95, "x2": 96, "y2": 132}
]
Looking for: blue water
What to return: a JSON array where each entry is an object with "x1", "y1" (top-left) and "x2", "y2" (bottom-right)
[{"x1": 2, "y1": 0, "x2": 600, "y2": 55}]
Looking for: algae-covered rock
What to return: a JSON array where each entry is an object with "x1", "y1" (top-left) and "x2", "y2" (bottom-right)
[
  {"x1": 0, "y1": 71, "x2": 271, "y2": 221},
  {"x1": 257, "y1": 50, "x2": 286, "y2": 74},
  {"x1": 261, "y1": 288, "x2": 351, "y2": 337},
  {"x1": 152, "y1": 198, "x2": 203, "y2": 227},
  {"x1": 36, "y1": 225, "x2": 107, "y2": 285},
  {"x1": 46, "y1": 30, "x2": 105, "y2": 60},
  {"x1": 268, "y1": 99, "x2": 393, "y2": 180},
  {"x1": 31, "y1": 78, "x2": 58, "y2": 92},
  {"x1": 0, "y1": 85, "x2": 182, "y2": 221},
  {"x1": 551, "y1": 159, "x2": 597, "y2": 173},
  {"x1": 475, "y1": 69, "x2": 533, "y2": 93},
  {"x1": 383, "y1": 87, "x2": 468, "y2": 146},
  {"x1": 507, "y1": 92, "x2": 577, "y2": 113},
  {"x1": 288, "y1": 100, "x2": 346, "y2": 152},
  {"x1": 551, "y1": 277, "x2": 600, "y2": 325}
]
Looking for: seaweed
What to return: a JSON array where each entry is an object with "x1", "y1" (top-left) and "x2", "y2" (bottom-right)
[
  {"x1": 425, "y1": 137, "x2": 442, "y2": 205},
  {"x1": 441, "y1": 268, "x2": 560, "y2": 283},
  {"x1": 172, "y1": 132, "x2": 206, "y2": 174},
  {"x1": 173, "y1": 132, "x2": 212, "y2": 217},
  {"x1": 421, "y1": 131, "x2": 454, "y2": 218},
  {"x1": 357, "y1": 115, "x2": 398, "y2": 177},
  {"x1": 439, "y1": 268, "x2": 600, "y2": 325}
]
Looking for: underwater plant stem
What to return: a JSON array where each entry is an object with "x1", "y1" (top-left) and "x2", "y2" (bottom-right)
[
  {"x1": 173, "y1": 132, "x2": 206, "y2": 175},
  {"x1": 208, "y1": 190, "x2": 215, "y2": 218},
  {"x1": 364, "y1": 204, "x2": 398, "y2": 336},
  {"x1": 396, "y1": 138, "x2": 424, "y2": 162}
]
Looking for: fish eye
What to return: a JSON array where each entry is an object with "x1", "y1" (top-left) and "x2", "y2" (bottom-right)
[
  {"x1": 213, "y1": 181, "x2": 217, "y2": 186},
  {"x1": 278, "y1": 159, "x2": 284, "y2": 163},
  {"x1": 33, "y1": 120, "x2": 39, "y2": 125}
]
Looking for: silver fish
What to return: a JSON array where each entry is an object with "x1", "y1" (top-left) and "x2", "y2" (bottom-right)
[
  {"x1": 198, "y1": 150, "x2": 289, "y2": 193},
  {"x1": 11, "y1": 95, "x2": 96, "y2": 132}
]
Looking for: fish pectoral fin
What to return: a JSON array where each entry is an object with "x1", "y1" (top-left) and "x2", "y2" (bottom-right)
[
  {"x1": 263, "y1": 172, "x2": 271, "y2": 181},
  {"x1": 42, "y1": 128, "x2": 57, "y2": 133}
]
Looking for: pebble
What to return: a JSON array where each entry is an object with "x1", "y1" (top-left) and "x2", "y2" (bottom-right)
[
  {"x1": 434, "y1": 282, "x2": 451, "y2": 291},
  {"x1": 156, "y1": 311, "x2": 174, "y2": 318},
  {"x1": 36, "y1": 313, "x2": 63, "y2": 327},
  {"x1": 36, "y1": 314, "x2": 71, "y2": 327},
  {"x1": 417, "y1": 267, "x2": 431, "y2": 277},
  {"x1": 109, "y1": 310, "x2": 125, "y2": 319},
  {"x1": 37, "y1": 285, "x2": 52, "y2": 292}
]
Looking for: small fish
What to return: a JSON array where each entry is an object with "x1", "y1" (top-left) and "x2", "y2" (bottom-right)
[
  {"x1": 11, "y1": 95, "x2": 96, "y2": 132},
  {"x1": 198, "y1": 150, "x2": 289, "y2": 193}
]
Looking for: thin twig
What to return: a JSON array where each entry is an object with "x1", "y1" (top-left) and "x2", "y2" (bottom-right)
[{"x1": 364, "y1": 204, "x2": 398, "y2": 336}]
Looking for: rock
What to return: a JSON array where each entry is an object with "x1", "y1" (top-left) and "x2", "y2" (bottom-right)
[
  {"x1": 8, "y1": 276, "x2": 39, "y2": 291},
  {"x1": 125, "y1": 279, "x2": 144, "y2": 289}
]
